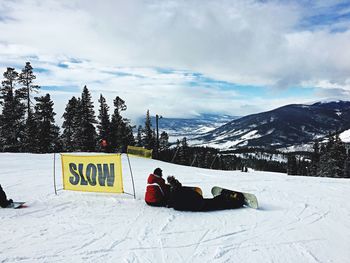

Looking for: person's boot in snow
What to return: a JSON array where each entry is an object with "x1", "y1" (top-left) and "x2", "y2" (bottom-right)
[{"x1": 220, "y1": 189, "x2": 245, "y2": 208}]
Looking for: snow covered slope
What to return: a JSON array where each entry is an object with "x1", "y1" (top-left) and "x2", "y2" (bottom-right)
[
  {"x1": 194, "y1": 101, "x2": 350, "y2": 150},
  {"x1": 1, "y1": 153, "x2": 349, "y2": 263}
]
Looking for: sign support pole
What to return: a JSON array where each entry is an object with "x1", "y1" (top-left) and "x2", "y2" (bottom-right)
[
  {"x1": 126, "y1": 154, "x2": 136, "y2": 199},
  {"x1": 53, "y1": 153, "x2": 57, "y2": 195}
]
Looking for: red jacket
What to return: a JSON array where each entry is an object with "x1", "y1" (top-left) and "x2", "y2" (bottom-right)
[{"x1": 145, "y1": 174, "x2": 170, "y2": 205}]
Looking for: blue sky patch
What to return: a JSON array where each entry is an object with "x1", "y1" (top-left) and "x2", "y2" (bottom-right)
[
  {"x1": 57, "y1": 62, "x2": 69, "y2": 69},
  {"x1": 34, "y1": 67, "x2": 50, "y2": 73},
  {"x1": 299, "y1": 1, "x2": 350, "y2": 31},
  {"x1": 41, "y1": 85, "x2": 80, "y2": 93},
  {"x1": 156, "y1": 68, "x2": 176, "y2": 74},
  {"x1": 103, "y1": 70, "x2": 145, "y2": 79}
]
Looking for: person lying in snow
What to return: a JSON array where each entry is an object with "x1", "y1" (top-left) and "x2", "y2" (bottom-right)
[
  {"x1": 145, "y1": 168, "x2": 170, "y2": 207},
  {"x1": 166, "y1": 176, "x2": 244, "y2": 212},
  {"x1": 0, "y1": 184, "x2": 13, "y2": 208}
]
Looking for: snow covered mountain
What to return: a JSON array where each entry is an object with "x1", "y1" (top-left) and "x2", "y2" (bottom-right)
[
  {"x1": 151, "y1": 114, "x2": 239, "y2": 142},
  {"x1": 193, "y1": 101, "x2": 350, "y2": 150}
]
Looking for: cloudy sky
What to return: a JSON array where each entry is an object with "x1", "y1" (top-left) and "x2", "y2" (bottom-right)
[{"x1": 1, "y1": 0, "x2": 350, "y2": 124}]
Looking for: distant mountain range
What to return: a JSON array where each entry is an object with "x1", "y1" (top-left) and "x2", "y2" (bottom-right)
[
  {"x1": 191, "y1": 101, "x2": 350, "y2": 150},
  {"x1": 151, "y1": 114, "x2": 239, "y2": 142}
]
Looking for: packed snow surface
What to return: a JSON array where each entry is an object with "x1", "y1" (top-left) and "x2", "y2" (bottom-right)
[{"x1": 1, "y1": 153, "x2": 349, "y2": 263}]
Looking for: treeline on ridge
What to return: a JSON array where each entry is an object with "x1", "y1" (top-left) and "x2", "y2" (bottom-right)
[{"x1": 287, "y1": 134, "x2": 350, "y2": 178}]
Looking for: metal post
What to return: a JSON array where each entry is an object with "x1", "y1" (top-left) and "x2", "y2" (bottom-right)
[
  {"x1": 155, "y1": 114, "x2": 162, "y2": 159},
  {"x1": 210, "y1": 154, "x2": 219, "y2": 169},
  {"x1": 126, "y1": 154, "x2": 136, "y2": 199},
  {"x1": 171, "y1": 146, "x2": 180, "y2": 163},
  {"x1": 156, "y1": 115, "x2": 159, "y2": 159},
  {"x1": 53, "y1": 153, "x2": 57, "y2": 195},
  {"x1": 191, "y1": 154, "x2": 197, "y2": 167}
]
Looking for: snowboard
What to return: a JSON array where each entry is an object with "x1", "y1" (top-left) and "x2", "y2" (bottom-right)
[
  {"x1": 211, "y1": 186, "x2": 258, "y2": 209},
  {"x1": 5, "y1": 202, "x2": 26, "y2": 209},
  {"x1": 183, "y1": 186, "x2": 203, "y2": 196}
]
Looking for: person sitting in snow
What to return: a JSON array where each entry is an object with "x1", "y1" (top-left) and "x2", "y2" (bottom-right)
[
  {"x1": 145, "y1": 168, "x2": 170, "y2": 207},
  {"x1": 0, "y1": 184, "x2": 13, "y2": 208},
  {"x1": 167, "y1": 176, "x2": 244, "y2": 212}
]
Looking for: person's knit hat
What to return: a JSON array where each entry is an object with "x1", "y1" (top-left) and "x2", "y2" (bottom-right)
[{"x1": 154, "y1": 168, "x2": 163, "y2": 176}]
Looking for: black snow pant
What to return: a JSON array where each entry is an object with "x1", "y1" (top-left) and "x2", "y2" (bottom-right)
[
  {"x1": 169, "y1": 187, "x2": 244, "y2": 212},
  {"x1": 200, "y1": 194, "x2": 244, "y2": 211},
  {"x1": 146, "y1": 200, "x2": 167, "y2": 207}
]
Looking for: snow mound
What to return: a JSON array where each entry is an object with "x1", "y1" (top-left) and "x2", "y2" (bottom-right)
[
  {"x1": 0, "y1": 153, "x2": 349, "y2": 262},
  {"x1": 340, "y1": 129, "x2": 350, "y2": 143}
]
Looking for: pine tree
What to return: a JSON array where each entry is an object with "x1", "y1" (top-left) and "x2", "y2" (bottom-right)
[
  {"x1": 326, "y1": 132, "x2": 334, "y2": 152},
  {"x1": 34, "y1": 94, "x2": 60, "y2": 153},
  {"x1": 109, "y1": 96, "x2": 135, "y2": 152},
  {"x1": 136, "y1": 125, "x2": 143, "y2": 147},
  {"x1": 13, "y1": 62, "x2": 41, "y2": 152},
  {"x1": 177, "y1": 137, "x2": 189, "y2": 165},
  {"x1": 287, "y1": 155, "x2": 298, "y2": 175},
  {"x1": 159, "y1": 131, "x2": 170, "y2": 151},
  {"x1": 22, "y1": 110, "x2": 38, "y2": 152},
  {"x1": 76, "y1": 86, "x2": 97, "y2": 151},
  {"x1": 213, "y1": 154, "x2": 223, "y2": 170},
  {"x1": 309, "y1": 140, "x2": 320, "y2": 176},
  {"x1": 297, "y1": 158, "x2": 308, "y2": 176},
  {"x1": 172, "y1": 139, "x2": 181, "y2": 163},
  {"x1": 318, "y1": 151, "x2": 334, "y2": 177},
  {"x1": 0, "y1": 67, "x2": 25, "y2": 151},
  {"x1": 343, "y1": 150, "x2": 350, "y2": 178},
  {"x1": 18, "y1": 62, "x2": 40, "y2": 117},
  {"x1": 121, "y1": 117, "x2": 135, "y2": 152},
  {"x1": 0, "y1": 68, "x2": 18, "y2": 103},
  {"x1": 97, "y1": 94, "x2": 110, "y2": 151},
  {"x1": 332, "y1": 134, "x2": 346, "y2": 177},
  {"x1": 143, "y1": 110, "x2": 155, "y2": 150},
  {"x1": 318, "y1": 134, "x2": 346, "y2": 178},
  {"x1": 110, "y1": 96, "x2": 126, "y2": 152},
  {"x1": 61, "y1": 96, "x2": 80, "y2": 151}
]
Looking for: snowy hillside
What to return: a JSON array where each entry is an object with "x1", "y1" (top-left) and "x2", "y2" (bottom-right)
[
  {"x1": 194, "y1": 101, "x2": 350, "y2": 150},
  {"x1": 1, "y1": 153, "x2": 349, "y2": 263}
]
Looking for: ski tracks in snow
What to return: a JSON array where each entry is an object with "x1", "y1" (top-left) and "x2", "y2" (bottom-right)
[{"x1": 2, "y1": 154, "x2": 350, "y2": 263}]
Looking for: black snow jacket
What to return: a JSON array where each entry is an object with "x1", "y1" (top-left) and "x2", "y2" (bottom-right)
[{"x1": 168, "y1": 186, "x2": 205, "y2": 211}]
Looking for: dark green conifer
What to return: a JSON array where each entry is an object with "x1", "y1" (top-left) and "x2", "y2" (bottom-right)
[
  {"x1": 143, "y1": 110, "x2": 155, "y2": 150},
  {"x1": 18, "y1": 62, "x2": 40, "y2": 117},
  {"x1": 76, "y1": 86, "x2": 97, "y2": 151},
  {"x1": 0, "y1": 67, "x2": 25, "y2": 151},
  {"x1": 61, "y1": 96, "x2": 80, "y2": 151},
  {"x1": 97, "y1": 94, "x2": 111, "y2": 151},
  {"x1": 34, "y1": 94, "x2": 60, "y2": 153}
]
